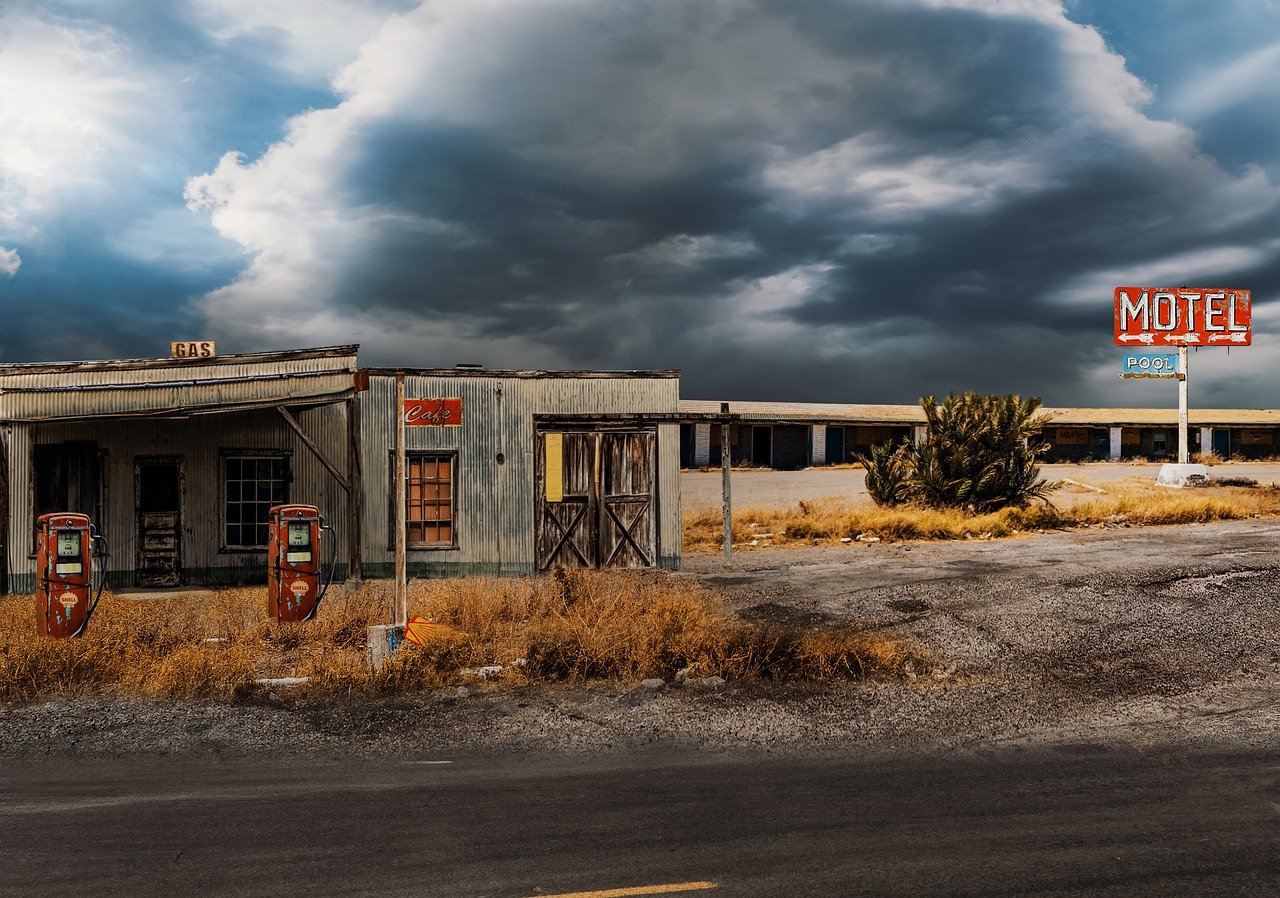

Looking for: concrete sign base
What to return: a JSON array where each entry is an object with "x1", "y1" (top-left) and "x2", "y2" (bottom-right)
[{"x1": 1156, "y1": 463, "x2": 1210, "y2": 488}]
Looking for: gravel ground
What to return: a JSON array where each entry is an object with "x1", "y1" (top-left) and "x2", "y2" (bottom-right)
[{"x1": 5, "y1": 519, "x2": 1280, "y2": 761}]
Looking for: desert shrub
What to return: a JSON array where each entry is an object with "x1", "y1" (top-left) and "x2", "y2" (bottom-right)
[{"x1": 860, "y1": 392, "x2": 1058, "y2": 512}]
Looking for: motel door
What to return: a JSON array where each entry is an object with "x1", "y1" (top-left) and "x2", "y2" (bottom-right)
[
  {"x1": 136, "y1": 458, "x2": 182, "y2": 587},
  {"x1": 535, "y1": 429, "x2": 657, "y2": 570}
]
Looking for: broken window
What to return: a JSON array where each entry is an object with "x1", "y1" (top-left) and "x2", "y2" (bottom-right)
[{"x1": 223, "y1": 454, "x2": 288, "y2": 548}]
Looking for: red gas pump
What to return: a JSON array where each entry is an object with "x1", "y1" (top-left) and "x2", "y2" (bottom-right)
[
  {"x1": 267, "y1": 504, "x2": 335, "y2": 623},
  {"x1": 36, "y1": 512, "x2": 109, "y2": 638}
]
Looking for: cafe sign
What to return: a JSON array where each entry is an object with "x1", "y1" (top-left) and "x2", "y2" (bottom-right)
[{"x1": 403, "y1": 398, "x2": 463, "y2": 426}]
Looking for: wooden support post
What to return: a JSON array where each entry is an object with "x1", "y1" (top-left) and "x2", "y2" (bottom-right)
[
  {"x1": 346, "y1": 396, "x2": 362, "y2": 581},
  {"x1": 394, "y1": 372, "x2": 407, "y2": 628},
  {"x1": 721, "y1": 403, "x2": 731, "y2": 563}
]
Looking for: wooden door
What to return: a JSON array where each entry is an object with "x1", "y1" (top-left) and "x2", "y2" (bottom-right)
[
  {"x1": 535, "y1": 432, "x2": 598, "y2": 569},
  {"x1": 598, "y1": 431, "x2": 655, "y2": 568},
  {"x1": 535, "y1": 429, "x2": 657, "y2": 570},
  {"x1": 136, "y1": 459, "x2": 182, "y2": 587}
]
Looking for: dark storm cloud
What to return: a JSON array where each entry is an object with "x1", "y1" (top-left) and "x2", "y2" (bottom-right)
[{"x1": 192, "y1": 0, "x2": 1280, "y2": 405}]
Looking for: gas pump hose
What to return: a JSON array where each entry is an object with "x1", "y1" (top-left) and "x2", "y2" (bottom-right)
[
  {"x1": 304, "y1": 522, "x2": 338, "y2": 622},
  {"x1": 72, "y1": 535, "x2": 110, "y2": 638}
]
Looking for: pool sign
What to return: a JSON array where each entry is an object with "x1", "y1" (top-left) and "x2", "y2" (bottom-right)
[
  {"x1": 1121, "y1": 352, "x2": 1181, "y2": 379},
  {"x1": 1114, "y1": 287, "x2": 1251, "y2": 346}
]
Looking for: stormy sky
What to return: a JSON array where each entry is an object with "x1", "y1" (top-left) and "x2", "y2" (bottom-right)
[{"x1": 2, "y1": 1, "x2": 1279, "y2": 408}]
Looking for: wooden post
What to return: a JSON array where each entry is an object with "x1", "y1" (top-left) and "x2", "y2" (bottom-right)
[
  {"x1": 721, "y1": 403, "x2": 731, "y2": 563},
  {"x1": 346, "y1": 396, "x2": 362, "y2": 581},
  {"x1": 394, "y1": 372, "x2": 407, "y2": 628}
]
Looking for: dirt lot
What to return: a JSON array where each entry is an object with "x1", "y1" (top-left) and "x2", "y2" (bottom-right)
[
  {"x1": 4, "y1": 519, "x2": 1280, "y2": 760},
  {"x1": 681, "y1": 462, "x2": 1280, "y2": 512}
]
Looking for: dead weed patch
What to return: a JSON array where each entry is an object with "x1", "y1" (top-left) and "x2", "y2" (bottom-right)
[{"x1": 0, "y1": 571, "x2": 917, "y2": 702}]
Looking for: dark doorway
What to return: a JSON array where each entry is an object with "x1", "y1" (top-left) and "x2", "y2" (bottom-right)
[
  {"x1": 1213, "y1": 429, "x2": 1231, "y2": 458},
  {"x1": 825, "y1": 427, "x2": 846, "y2": 466},
  {"x1": 751, "y1": 426, "x2": 773, "y2": 467},
  {"x1": 34, "y1": 442, "x2": 103, "y2": 524},
  {"x1": 136, "y1": 458, "x2": 182, "y2": 587}
]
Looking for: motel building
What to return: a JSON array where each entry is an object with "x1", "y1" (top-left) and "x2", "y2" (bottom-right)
[{"x1": 678, "y1": 401, "x2": 1280, "y2": 468}]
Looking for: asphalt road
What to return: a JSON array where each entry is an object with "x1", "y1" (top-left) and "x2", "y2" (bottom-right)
[{"x1": 4, "y1": 745, "x2": 1280, "y2": 897}]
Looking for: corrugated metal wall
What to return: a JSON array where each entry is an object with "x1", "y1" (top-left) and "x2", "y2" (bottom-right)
[
  {"x1": 360, "y1": 373, "x2": 681, "y2": 575},
  {"x1": 4, "y1": 405, "x2": 349, "y2": 591}
]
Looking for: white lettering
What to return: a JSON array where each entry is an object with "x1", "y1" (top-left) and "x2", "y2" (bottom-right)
[
  {"x1": 1204, "y1": 293, "x2": 1225, "y2": 331},
  {"x1": 1227, "y1": 292, "x2": 1248, "y2": 331},
  {"x1": 1119, "y1": 289, "x2": 1149, "y2": 330},
  {"x1": 1152, "y1": 292, "x2": 1178, "y2": 331}
]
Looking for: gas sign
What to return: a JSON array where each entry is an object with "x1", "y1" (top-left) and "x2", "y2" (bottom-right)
[
  {"x1": 1114, "y1": 287, "x2": 1251, "y2": 346},
  {"x1": 1121, "y1": 352, "x2": 1180, "y2": 378}
]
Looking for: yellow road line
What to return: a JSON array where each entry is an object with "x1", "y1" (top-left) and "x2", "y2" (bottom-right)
[{"x1": 526, "y1": 882, "x2": 717, "y2": 898}]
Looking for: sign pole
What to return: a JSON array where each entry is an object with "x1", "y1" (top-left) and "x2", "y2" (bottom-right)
[
  {"x1": 721, "y1": 403, "x2": 731, "y2": 563},
  {"x1": 394, "y1": 372, "x2": 407, "y2": 629},
  {"x1": 1178, "y1": 346, "x2": 1189, "y2": 465}
]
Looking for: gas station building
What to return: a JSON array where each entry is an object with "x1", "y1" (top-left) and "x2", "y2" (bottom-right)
[{"x1": 0, "y1": 346, "x2": 685, "y2": 593}]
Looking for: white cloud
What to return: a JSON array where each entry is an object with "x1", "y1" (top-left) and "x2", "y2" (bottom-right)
[
  {"x1": 191, "y1": 0, "x2": 408, "y2": 80},
  {"x1": 765, "y1": 134, "x2": 1055, "y2": 222},
  {"x1": 1173, "y1": 40, "x2": 1280, "y2": 120},
  {"x1": 0, "y1": 9, "x2": 174, "y2": 237},
  {"x1": 0, "y1": 245, "x2": 20, "y2": 276},
  {"x1": 1050, "y1": 241, "x2": 1280, "y2": 308}
]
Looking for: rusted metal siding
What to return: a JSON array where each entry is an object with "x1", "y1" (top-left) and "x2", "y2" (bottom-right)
[
  {"x1": 5, "y1": 405, "x2": 349, "y2": 591},
  {"x1": 361, "y1": 372, "x2": 681, "y2": 574},
  {"x1": 4, "y1": 423, "x2": 32, "y2": 584}
]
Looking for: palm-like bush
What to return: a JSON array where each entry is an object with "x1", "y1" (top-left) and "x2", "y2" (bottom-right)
[{"x1": 860, "y1": 392, "x2": 1057, "y2": 512}]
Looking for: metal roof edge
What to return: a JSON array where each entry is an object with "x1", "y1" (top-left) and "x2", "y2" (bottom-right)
[
  {"x1": 0, "y1": 345, "x2": 360, "y2": 376},
  {"x1": 365, "y1": 368, "x2": 681, "y2": 379}
]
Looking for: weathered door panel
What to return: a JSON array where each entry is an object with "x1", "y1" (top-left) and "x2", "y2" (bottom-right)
[
  {"x1": 599, "y1": 432, "x2": 655, "y2": 569},
  {"x1": 536, "y1": 429, "x2": 657, "y2": 571},
  {"x1": 536, "y1": 432, "x2": 598, "y2": 569},
  {"x1": 136, "y1": 459, "x2": 182, "y2": 587}
]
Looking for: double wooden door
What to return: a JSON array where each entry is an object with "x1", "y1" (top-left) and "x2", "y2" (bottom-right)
[{"x1": 535, "y1": 430, "x2": 657, "y2": 570}]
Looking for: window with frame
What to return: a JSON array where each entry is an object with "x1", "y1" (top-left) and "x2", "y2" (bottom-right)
[
  {"x1": 402, "y1": 453, "x2": 456, "y2": 547},
  {"x1": 223, "y1": 454, "x2": 288, "y2": 548}
]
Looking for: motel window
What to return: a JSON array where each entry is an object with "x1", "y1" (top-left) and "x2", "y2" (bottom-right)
[
  {"x1": 393, "y1": 452, "x2": 457, "y2": 548},
  {"x1": 222, "y1": 454, "x2": 289, "y2": 549}
]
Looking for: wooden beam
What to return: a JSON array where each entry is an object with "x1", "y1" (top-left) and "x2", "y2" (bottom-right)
[
  {"x1": 276, "y1": 406, "x2": 349, "y2": 494},
  {"x1": 346, "y1": 396, "x2": 362, "y2": 581},
  {"x1": 394, "y1": 373, "x2": 407, "y2": 628}
]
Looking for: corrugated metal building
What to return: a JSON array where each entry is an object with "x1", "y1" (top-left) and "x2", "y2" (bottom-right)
[
  {"x1": 360, "y1": 368, "x2": 682, "y2": 577},
  {"x1": 0, "y1": 347, "x2": 360, "y2": 593}
]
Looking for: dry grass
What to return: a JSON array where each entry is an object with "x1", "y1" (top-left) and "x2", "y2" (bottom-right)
[
  {"x1": 684, "y1": 486, "x2": 1280, "y2": 550},
  {"x1": 0, "y1": 572, "x2": 920, "y2": 703}
]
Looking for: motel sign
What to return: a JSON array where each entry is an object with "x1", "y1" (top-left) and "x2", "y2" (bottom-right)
[{"x1": 1114, "y1": 287, "x2": 1252, "y2": 346}]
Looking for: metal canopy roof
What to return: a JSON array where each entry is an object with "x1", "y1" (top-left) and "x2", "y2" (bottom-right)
[{"x1": 0, "y1": 346, "x2": 359, "y2": 423}]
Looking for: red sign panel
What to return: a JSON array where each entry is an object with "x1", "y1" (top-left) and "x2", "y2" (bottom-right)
[
  {"x1": 1114, "y1": 287, "x2": 1252, "y2": 346},
  {"x1": 403, "y1": 398, "x2": 463, "y2": 427}
]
